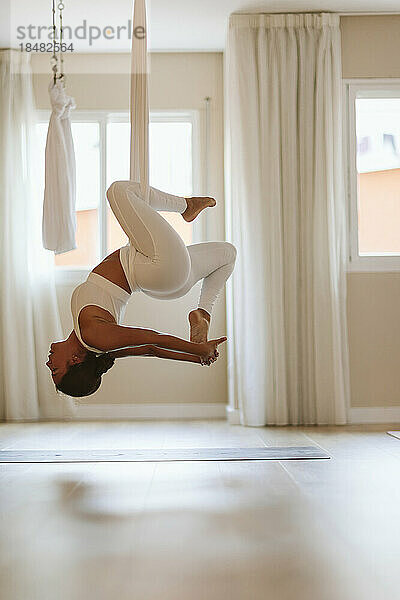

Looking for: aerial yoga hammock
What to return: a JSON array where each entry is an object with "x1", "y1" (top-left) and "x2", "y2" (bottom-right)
[
  {"x1": 46, "y1": 0, "x2": 237, "y2": 398},
  {"x1": 42, "y1": 0, "x2": 77, "y2": 254}
]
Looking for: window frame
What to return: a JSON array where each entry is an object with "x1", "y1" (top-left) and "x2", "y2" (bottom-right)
[
  {"x1": 343, "y1": 78, "x2": 400, "y2": 272},
  {"x1": 37, "y1": 109, "x2": 202, "y2": 285}
]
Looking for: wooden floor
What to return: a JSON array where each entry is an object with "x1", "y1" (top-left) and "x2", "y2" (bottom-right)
[{"x1": 1, "y1": 420, "x2": 400, "y2": 600}]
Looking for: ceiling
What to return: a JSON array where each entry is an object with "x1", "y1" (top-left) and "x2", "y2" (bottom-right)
[{"x1": 1, "y1": 0, "x2": 399, "y2": 52}]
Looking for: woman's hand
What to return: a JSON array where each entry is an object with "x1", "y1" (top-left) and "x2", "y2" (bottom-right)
[{"x1": 199, "y1": 337, "x2": 227, "y2": 366}]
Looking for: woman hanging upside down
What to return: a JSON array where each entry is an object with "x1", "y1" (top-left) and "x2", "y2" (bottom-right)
[{"x1": 46, "y1": 181, "x2": 237, "y2": 397}]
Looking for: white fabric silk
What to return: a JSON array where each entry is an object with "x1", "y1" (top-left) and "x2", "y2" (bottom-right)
[
  {"x1": 130, "y1": 0, "x2": 150, "y2": 202},
  {"x1": 42, "y1": 80, "x2": 77, "y2": 254},
  {"x1": 225, "y1": 13, "x2": 350, "y2": 425},
  {"x1": 0, "y1": 50, "x2": 74, "y2": 420}
]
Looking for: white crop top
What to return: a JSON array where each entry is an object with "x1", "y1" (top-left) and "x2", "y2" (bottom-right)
[{"x1": 71, "y1": 271, "x2": 131, "y2": 354}]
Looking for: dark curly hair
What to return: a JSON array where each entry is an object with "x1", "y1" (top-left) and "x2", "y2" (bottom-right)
[{"x1": 56, "y1": 352, "x2": 115, "y2": 398}]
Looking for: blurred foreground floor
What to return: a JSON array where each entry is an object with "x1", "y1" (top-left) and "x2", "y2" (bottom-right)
[{"x1": 1, "y1": 420, "x2": 400, "y2": 600}]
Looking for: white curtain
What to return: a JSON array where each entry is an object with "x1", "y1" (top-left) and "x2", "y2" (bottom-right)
[
  {"x1": 225, "y1": 13, "x2": 350, "y2": 425},
  {"x1": 0, "y1": 49, "x2": 74, "y2": 420}
]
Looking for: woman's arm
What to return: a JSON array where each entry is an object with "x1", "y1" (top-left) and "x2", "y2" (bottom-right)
[
  {"x1": 152, "y1": 346, "x2": 204, "y2": 364},
  {"x1": 83, "y1": 321, "x2": 208, "y2": 356},
  {"x1": 109, "y1": 344, "x2": 205, "y2": 365},
  {"x1": 108, "y1": 345, "x2": 154, "y2": 359}
]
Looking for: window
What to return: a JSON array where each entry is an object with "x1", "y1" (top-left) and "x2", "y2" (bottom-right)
[
  {"x1": 345, "y1": 80, "x2": 400, "y2": 271},
  {"x1": 106, "y1": 118, "x2": 194, "y2": 254},
  {"x1": 37, "y1": 110, "x2": 200, "y2": 277}
]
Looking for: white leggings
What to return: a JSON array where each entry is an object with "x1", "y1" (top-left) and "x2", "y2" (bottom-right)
[{"x1": 107, "y1": 181, "x2": 237, "y2": 316}]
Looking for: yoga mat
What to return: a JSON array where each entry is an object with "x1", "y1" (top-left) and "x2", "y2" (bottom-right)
[
  {"x1": 387, "y1": 431, "x2": 400, "y2": 440},
  {"x1": 0, "y1": 446, "x2": 329, "y2": 463}
]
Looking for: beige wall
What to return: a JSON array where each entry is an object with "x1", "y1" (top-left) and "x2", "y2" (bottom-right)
[
  {"x1": 32, "y1": 52, "x2": 227, "y2": 406},
  {"x1": 341, "y1": 16, "x2": 400, "y2": 79},
  {"x1": 348, "y1": 274, "x2": 400, "y2": 407},
  {"x1": 341, "y1": 15, "x2": 400, "y2": 408}
]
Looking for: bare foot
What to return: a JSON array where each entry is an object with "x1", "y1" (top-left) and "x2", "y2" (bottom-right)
[
  {"x1": 182, "y1": 197, "x2": 216, "y2": 223},
  {"x1": 189, "y1": 308, "x2": 211, "y2": 343}
]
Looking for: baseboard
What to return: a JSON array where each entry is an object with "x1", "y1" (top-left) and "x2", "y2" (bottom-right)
[
  {"x1": 72, "y1": 402, "x2": 227, "y2": 421},
  {"x1": 10, "y1": 404, "x2": 399, "y2": 425},
  {"x1": 225, "y1": 406, "x2": 400, "y2": 426},
  {"x1": 348, "y1": 406, "x2": 400, "y2": 424},
  {"x1": 225, "y1": 405, "x2": 241, "y2": 425}
]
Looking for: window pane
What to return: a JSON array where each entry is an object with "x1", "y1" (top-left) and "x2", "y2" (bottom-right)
[
  {"x1": 106, "y1": 122, "x2": 130, "y2": 252},
  {"x1": 106, "y1": 119, "x2": 193, "y2": 253},
  {"x1": 149, "y1": 122, "x2": 193, "y2": 197},
  {"x1": 356, "y1": 98, "x2": 400, "y2": 255},
  {"x1": 55, "y1": 208, "x2": 99, "y2": 268},
  {"x1": 37, "y1": 121, "x2": 100, "y2": 267},
  {"x1": 106, "y1": 122, "x2": 131, "y2": 184},
  {"x1": 150, "y1": 122, "x2": 193, "y2": 247}
]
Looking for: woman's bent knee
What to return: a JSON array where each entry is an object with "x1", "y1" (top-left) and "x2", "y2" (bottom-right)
[
  {"x1": 224, "y1": 242, "x2": 237, "y2": 263},
  {"x1": 108, "y1": 180, "x2": 142, "y2": 200}
]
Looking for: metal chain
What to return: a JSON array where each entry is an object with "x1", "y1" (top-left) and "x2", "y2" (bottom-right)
[
  {"x1": 51, "y1": 0, "x2": 58, "y2": 84},
  {"x1": 58, "y1": 2, "x2": 64, "y2": 81},
  {"x1": 50, "y1": 0, "x2": 66, "y2": 85}
]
